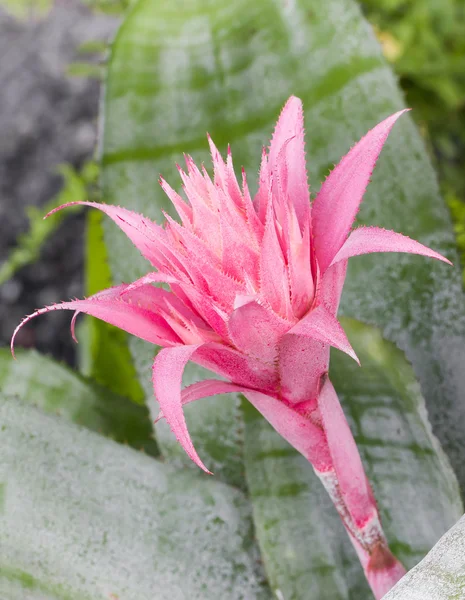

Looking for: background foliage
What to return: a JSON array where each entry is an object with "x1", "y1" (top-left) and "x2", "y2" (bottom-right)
[{"x1": 361, "y1": 0, "x2": 465, "y2": 274}]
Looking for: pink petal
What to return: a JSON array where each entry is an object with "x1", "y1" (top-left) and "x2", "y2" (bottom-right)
[
  {"x1": 156, "y1": 379, "x2": 252, "y2": 422},
  {"x1": 316, "y1": 259, "x2": 348, "y2": 315},
  {"x1": 207, "y1": 134, "x2": 229, "y2": 191},
  {"x1": 176, "y1": 163, "x2": 222, "y2": 254},
  {"x1": 225, "y1": 146, "x2": 247, "y2": 210},
  {"x1": 219, "y1": 190, "x2": 260, "y2": 284},
  {"x1": 177, "y1": 286, "x2": 232, "y2": 341},
  {"x1": 119, "y1": 271, "x2": 228, "y2": 340},
  {"x1": 188, "y1": 256, "x2": 244, "y2": 311},
  {"x1": 278, "y1": 293, "x2": 357, "y2": 404},
  {"x1": 228, "y1": 301, "x2": 292, "y2": 363},
  {"x1": 244, "y1": 390, "x2": 332, "y2": 471},
  {"x1": 152, "y1": 344, "x2": 211, "y2": 473},
  {"x1": 181, "y1": 379, "x2": 248, "y2": 405},
  {"x1": 254, "y1": 148, "x2": 271, "y2": 224},
  {"x1": 47, "y1": 201, "x2": 167, "y2": 268},
  {"x1": 159, "y1": 176, "x2": 193, "y2": 228},
  {"x1": 278, "y1": 334, "x2": 329, "y2": 404},
  {"x1": 120, "y1": 271, "x2": 180, "y2": 293},
  {"x1": 241, "y1": 167, "x2": 264, "y2": 244},
  {"x1": 268, "y1": 96, "x2": 310, "y2": 228},
  {"x1": 120, "y1": 273, "x2": 210, "y2": 330},
  {"x1": 163, "y1": 212, "x2": 222, "y2": 271},
  {"x1": 330, "y1": 226, "x2": 452, "y2": 267},
  {"x1": 318, "y1": 377, "x2": 376, "y2": 527},
  {"x1": 260, "y1": 199, "x2": 292, "y2": 319},
  {"x1": 195, "y1": 342, "x2": 279, "y2": 394},
  {"x1": 312, "y1": 110, "x2": 409, "y2": 273},
  {"x1": 11, "y1": 284, "x2": 181, "y2": 356},
  {"x1": 286, "y1": 304, "x2": 359, "y2": 364},
  {"x1": 288, "y1": 221, "x2": 314, "y2": 319}
]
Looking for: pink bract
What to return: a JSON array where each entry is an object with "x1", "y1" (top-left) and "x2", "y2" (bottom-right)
[{"x1": 12, "y1": 97, "x2": 451, "y2": 599}]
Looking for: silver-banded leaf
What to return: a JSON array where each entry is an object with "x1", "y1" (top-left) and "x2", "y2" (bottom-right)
[
  {"x1": 384, "y1": 514, "x2": 465, "y2": 600},
  {"x1": 0, "y1": 348, "x2": 158, "y2": 456},
  {"x1": 0, "y1": 395, "x2": 269, "y2": 600},
  {"x1": 100, "y1": 0, "x2": 465, "y2": 494},
  {"x1": 242, "y1": 318, "x2": 463, "y2": 599},
  {"x1": 100, "y1": 0, "x2": 248, "y2": 486}
]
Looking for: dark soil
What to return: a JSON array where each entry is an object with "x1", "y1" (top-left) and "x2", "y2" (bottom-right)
[{"x1": 0, "y1": 2, "x2": 118, "y2": 365}]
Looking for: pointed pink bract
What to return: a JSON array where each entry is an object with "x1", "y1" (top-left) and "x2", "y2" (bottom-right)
[
  {"x1": 285, "y1": 304, "x2": 359, "y2": 364},
  {"x1": 152, "y1": 344, "x2": 211, "y2": 473},
  {"x1": 312, "y1": 110, "x2": 409, "y2": 273},
  {"x1": 268, "y1": 96, "x2": 310, "y2": 229},
  {"x1": 244, "y1": 390, "x2": 332, "y2": 470},
  {"x1": 331, "y1": 226, "x2": 452, "y2": 266}
]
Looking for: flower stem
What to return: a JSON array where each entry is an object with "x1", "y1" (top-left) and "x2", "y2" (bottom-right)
[
  {"x1": 311, "y1": 378, "x2": 405, "y2": 598},
  {"x1": 316, "y1": 468, "x2": 405, "y2": 599}
]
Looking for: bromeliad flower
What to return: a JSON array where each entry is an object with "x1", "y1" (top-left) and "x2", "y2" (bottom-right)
[{"x1": 13, "y1": 97, "x2": 450, "y2": 598}]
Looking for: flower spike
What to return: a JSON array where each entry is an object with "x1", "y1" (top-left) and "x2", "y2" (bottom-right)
[{"x1": 15, "y1": 97, "x2": 451, "y2": 599}]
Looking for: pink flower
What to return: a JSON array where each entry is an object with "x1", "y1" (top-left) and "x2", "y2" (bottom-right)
[{"x1": 12, "y1": 97, "x2": 450, "y2": 598}]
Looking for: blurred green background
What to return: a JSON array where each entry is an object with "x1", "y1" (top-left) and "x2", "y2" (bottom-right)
[{"x1": 362, "y1": 0, "x2": 465, "y2": 274}]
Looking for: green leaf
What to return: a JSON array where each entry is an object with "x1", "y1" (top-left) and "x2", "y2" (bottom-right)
[
  {"x1": 82, "y1": 0, "x2": 132, "y2": 15},
  {"x1": 0, "y1": 164, "x2": 90, "y2": 286},
  {"x1": 1, "y1": 0, "x2": 52, "y2": 19},
  {"x1": 78, "y1": 208, "x2": 146, "y2": 405},
  {"x1": 243, "y1": 318, "x2": 463, "y2": 599},
  {"x1": 383, "y1": 514, "x2": 465, "y2": 599},
  {"x1": 77, "y1": 40, "x2": 109, "y2": 55},
  {"x1": 66, "y1": 62, "x2": 103, "y2": 80},
  {"x1": 0, "y1": 395, "x2": 269, "y2": 600},
  {"x1": 100, "y1": 0, "x2": 465, "y2": 496},
  {"x1": 0, "y1": 348, "x2": 157, "y2": 457}
]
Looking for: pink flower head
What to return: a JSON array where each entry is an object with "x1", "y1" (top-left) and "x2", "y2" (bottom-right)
[{"x1": 13, "y1": 97, "x2": 450, "y2": 598}]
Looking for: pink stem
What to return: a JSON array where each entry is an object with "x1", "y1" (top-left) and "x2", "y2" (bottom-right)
[
  {"x1": 310, "y1": 377, "x2": 406, "y2": 598},
  {"x1": 315, "y1": 468, "x2": 405, "y2": 598}
]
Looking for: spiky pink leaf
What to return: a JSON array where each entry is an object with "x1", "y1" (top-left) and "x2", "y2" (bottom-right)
[
  {"x1": 330, "y1": 226, "x2": 452, "y2": 267},
  {"x1": 286, "y1": 304, "x2": 359, "y2": 364},
  {"x1": 228, "y1": 300, "x2": 292, "y2": 363},
  {"x1": 159, "y1": 176, "x2": 193, "y2": 228},
  {"x1": 260, "y1": 200, "x2": 292, "y2": 319},
  {"x1": 11, "y1": 284, "x2": 180, "y2": 356},
  {"x1": 244, "y1": 390, "x2": 332, "y2": 471},
  {"x1": 219, "y1": 191, "x2": 260, "y2": 284},
  {"x1": 254, "y1": 148, "x2": 271, "y2": 224},
  {"x1": 181, "y1": 379, "x2": 249, "y2": 405},
  {"x1": 152, "y1": 344, "x2": 211, "y2": 473},
  {"x1": 195, "y1": 343, "x2": 279, "y2": 394},
  {"x1": 47, "y1": 201, "x2": 168, "y2": 268},
  {"x1": 155, "y1": 379, "x2": 254, "y2": 422},
  {"x1": 316, "y1": 259, "x2": 348, "y2": 315},
  {"x1": 268, "y1": 96, "x2": 310, "y2": 227},
  {"x1": 312, "y1": 110, "x2": 409, "y2": 273},
  {"x1": 278, "y1": 334, "x2": 329, "y2": 404},
  {"x1": 288, "y1": 221, "x2": 314, "y2": 319}
]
